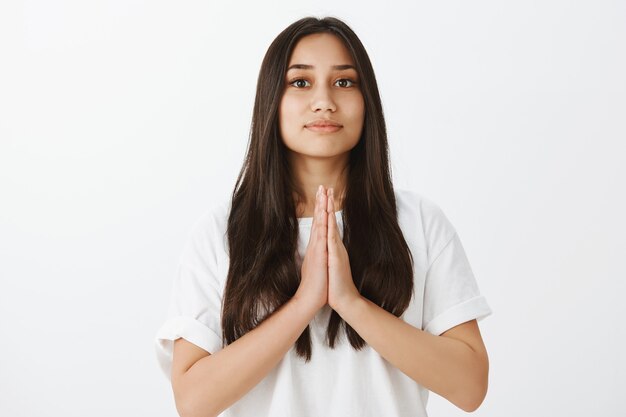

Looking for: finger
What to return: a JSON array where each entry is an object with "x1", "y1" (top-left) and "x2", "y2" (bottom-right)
[
  {"x1": 331, "y1": 188, "x2": 340, "y2": 235},
  {"x1": 308, "y1": 185, "x2": 322, "y2": 244},
  {"x1": 318, "y1": 185, "x2": 327, "y2": 242},
  {"x1": 326, "y1": 187, "x2": 332, "y2": 213},
  {"x1": 327, "y1": 188, "x2": 337, "y2": 252}
]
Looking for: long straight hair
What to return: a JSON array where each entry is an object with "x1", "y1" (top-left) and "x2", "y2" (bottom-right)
[{"x1": 222, "y1": 16, "x2": 414, "y2": 362}]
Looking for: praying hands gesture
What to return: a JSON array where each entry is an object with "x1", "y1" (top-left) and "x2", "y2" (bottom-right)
[{"x1": 295, "y1": 185, "x2": 362, "y2": 314}]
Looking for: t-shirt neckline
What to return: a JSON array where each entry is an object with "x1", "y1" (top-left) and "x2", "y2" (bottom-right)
[{"x1": 297, "y1": 209, "x2": 343, "y2": 226}]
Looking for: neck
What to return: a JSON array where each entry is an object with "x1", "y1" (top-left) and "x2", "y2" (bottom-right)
[{"x1": 288, "y1": 151, "x2": 349, "y2": 217}]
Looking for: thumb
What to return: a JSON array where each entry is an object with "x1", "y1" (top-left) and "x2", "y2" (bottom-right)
[{"x1": 326, "y1": 188, "x2": 339, "y2": 255}]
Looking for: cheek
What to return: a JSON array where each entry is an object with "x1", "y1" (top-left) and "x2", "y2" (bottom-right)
[
  {"x1": 348, "y1": 96, "x2": 365, "y2": 128},
  {"x1": 278, "y1": 98, "x2": 300, "y2": 144},
  {"x1": 358, "y1": 99, "x2": 365, "y2": 126},
  {"x1": 279, "y1": 96, "x2": 298, "y2": 128},
  {"x1": 350, "y1": 104, "x2": 365, "y2": 141}
]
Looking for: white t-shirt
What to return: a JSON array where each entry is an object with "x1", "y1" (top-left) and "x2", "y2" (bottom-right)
[{"x1": 155, "y1": 188, "x2": 492, "y2": 417}]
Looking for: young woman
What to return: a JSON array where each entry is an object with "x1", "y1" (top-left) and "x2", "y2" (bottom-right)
[{"x1": 155, "y1": 16, "x2": 493, "y2": 417}]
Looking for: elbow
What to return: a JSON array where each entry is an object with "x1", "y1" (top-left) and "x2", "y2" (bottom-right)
[
  {"x1": 176, "y1": 397, "x2": 218, "y2": 417},
  {"x1": 459, "y1": 396, "x2": 484, "y2": 413},
  {"x1": 455, "y1": 388, "x2": 486, "y2": 413},
  {"x1": 457, "y1": 375, "x2": 488, "y2": 413},
  {"x1": 460, "y1": 349, "x2": 489, "y2": 412},
  {"x1": 173, "y1": 377, "x2": 219, "y2": 417},
  {"x1": 455, "y1": 367, "x2": 489, "y2": 413}
]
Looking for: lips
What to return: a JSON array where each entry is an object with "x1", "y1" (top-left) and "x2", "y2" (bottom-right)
[
  {"x1": 306, "y1": 124, "x2": 342, "y2": 133},
  {"x1": 305, "y1": 119, "x2": 343, "y2": 128}
]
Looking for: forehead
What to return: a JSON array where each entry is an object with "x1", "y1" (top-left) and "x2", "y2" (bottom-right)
[{"x1": 287, "y1": 33, "x2": 355, "y2": 67}]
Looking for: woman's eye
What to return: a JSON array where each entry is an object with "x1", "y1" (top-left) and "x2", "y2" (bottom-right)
[
  {"x1": 289, "y1": 79, "x2": 310, "y2": 88},
  {"x1": 335, "y1": 78, "x2": 356, "y2": 88},
  {"x1": 288, "y1": 78, "x2": 357, "y2": 88}
]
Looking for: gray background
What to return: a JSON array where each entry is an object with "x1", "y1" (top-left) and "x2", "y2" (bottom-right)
[{"x1": 1, "y1": 1, "x2": 624, "y2": 416}]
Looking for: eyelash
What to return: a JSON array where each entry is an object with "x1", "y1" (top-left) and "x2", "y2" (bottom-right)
[{"x1": 288, "y1": 78, "x2": 358, "y2": 89}]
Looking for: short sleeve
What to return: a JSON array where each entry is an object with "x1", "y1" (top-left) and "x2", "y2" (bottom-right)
[
  {"x1": 421, "y1": 208, "x2": 492, "y2": 336},
  {"x1": 154, "y1": 208, "x2": 227, "y2": 381}
]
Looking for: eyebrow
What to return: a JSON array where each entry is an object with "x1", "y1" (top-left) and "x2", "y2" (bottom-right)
[{"x1": 286, "y1": 64, "x2": 357, "y2": 72}]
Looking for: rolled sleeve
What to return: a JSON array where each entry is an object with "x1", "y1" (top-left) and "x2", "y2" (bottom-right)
[
  {"x1": 422, "y1": 232, "x2": 493, "y2": 336},
  {"x1": 154, "y1": 209, "x2": 226, "y2": 381},
  {"x1": 155, "y1": 315, "x2": 223, "y2": 381}
]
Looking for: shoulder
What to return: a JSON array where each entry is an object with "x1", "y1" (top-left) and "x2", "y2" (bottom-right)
[
  {"x1": 190, "y1": 196, "x2": 230, "y2": 235},
  {"x1": 394, "y1": 188, "x2": 455, "y2": 233},
  {"x1": 179, "y1": 194, "x2": 231, "y2": 267},
  {"x1": 394, "y1": 188, "x2": 458, "y2": 261}
]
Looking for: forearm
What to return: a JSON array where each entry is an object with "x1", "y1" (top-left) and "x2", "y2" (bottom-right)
[
  {"x1": 179, "y1": 297, "x2": 319, "y2": 417},
  {"x1": 336, "y1": 296, "x2": 486, "y2": 412}
]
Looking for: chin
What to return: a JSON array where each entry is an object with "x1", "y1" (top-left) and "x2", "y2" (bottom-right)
[{"x1": 308, "y1": 146, "x2": 354, "y2": 158}]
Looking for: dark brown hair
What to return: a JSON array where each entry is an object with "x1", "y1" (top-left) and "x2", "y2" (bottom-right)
[{"x1": 222, "y1": 16, "x2": 414, "y2": 362}]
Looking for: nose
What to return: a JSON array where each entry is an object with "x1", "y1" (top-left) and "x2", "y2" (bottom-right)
[{"x1": 309, "y1": 83, "x2": 337, "y2": 113}]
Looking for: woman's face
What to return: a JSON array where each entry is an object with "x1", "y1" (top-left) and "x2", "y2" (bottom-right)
[{"x1": 279, "y1": 33, "x2": 365, "y2": 159}]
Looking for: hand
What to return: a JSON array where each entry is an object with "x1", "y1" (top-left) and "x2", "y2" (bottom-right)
[
  {"x1": 326, "y1": 187, "x2": 362, "y2": 312},
  {"x1": 294, "y1": 185, "x2": 329, "y2": 312}
]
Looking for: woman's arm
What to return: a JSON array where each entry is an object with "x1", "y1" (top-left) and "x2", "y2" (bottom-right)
[
  {"x1": 173, "y1": 186, "x2": 331, "y2": 417},
  {"x1": 323, "y1": 188, "x2": 489, "y2": 412},
  {"x1": 335, "y1": 297, "x2": 489, "y2": 413},
  {"x1": 172, "y1": 295, "x2": 319, "y2": 417}
]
